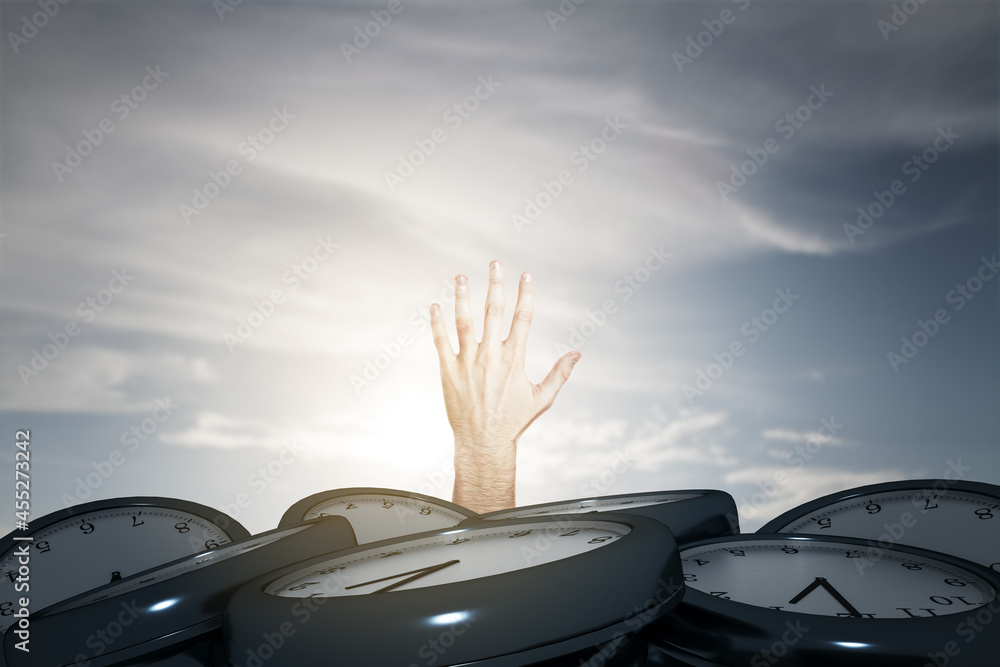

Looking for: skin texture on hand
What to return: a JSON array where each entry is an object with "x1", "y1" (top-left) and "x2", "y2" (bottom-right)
[{"x1": 430, "y1": 260, "x2": 581, "y2": 514}]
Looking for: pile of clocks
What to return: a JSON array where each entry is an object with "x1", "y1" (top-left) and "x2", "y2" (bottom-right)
[{"x1": 1, "y1": 480, "x2": 997, "y2": 666}]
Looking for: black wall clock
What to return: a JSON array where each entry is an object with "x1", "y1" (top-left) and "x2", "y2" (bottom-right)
[
  {"x1": 651, "y1": 533, "x2": 1000, "y2": 666},
  {"x1": 225, "y1": 513, "x2": 683, "y2": 666},
  {"x1": 3, "y1": 516, "x2": 355, "y2": 667},
  {"x1": 0, "y1": 496, "x2": 247, "y2": 636},
  {"x1": 759, "y1": 479, "x2": 999, "y2": 570}
]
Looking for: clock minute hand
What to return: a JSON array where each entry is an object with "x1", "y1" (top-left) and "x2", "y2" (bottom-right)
[
  {"x1": 345, "y1": 559, "x2": 461, "y2": 594},
  {"x1": 788, "y1": 577, "x2": 863, "y2": 618}
]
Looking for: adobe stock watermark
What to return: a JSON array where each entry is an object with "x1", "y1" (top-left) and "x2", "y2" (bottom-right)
[
  {"x1": 205, "y1": 439, "x2": 308, "y2": 551},
  {"x1": 554, "y1": 244, "x2": 670, "y2": 355},
  {"x1": 7, "y1": 0, "x2": 72, "y2": 55},
  {"x1": 16, "y1": 268, "x2": 135, "y2": 386},
  {"x1": 384, "y1": 75, "x2": 501, "y2": 192},
  {"x1": 51, "y1": 65, "x2": 169, "y2": 182},
  {"x1": 223, "y1": 236, "x2": 339, "y2": 352},
  {"x1": 716, "y1": 84, "x2": 833, "y2": 202},
  {"x1": 672, "y1": 0, "x2": 752, "y2": 73},
  {"x1": 61, "y1": 398, "x2": 180, "y2": 508},
  {"x1": 887, "y1": 254, "x2": 997, "y2": 373},
  {"x1": 407, "y1": 615, "x2": 477, "y2": 667},
  {"x1": 851, "y1": 460, "x2": 972, "y2": 577},
  {"x1": 580, "y1": 449, "x2": 635, "y2": 496},
  {"x1": 351, "y1": 279, "x2": 457, "y2": 395},
  {"x1": 213, "y1": 0, "x2": 244, "y2": 20},
  {"x1": 751, "y1": 620, "x2": 810, "y2": 666},
  {"x1": 340, "y1": 0, "x2": 411, "y2": 63},
  {"x1": 544, "y1": 0, "x2": 589, "y2": 31},
  {"x1": 682, "y1": 288, "x2": 798, "y2": 403},
  {"x1": 844, "y1": 125, "x2": 960, "y2": 243},
  {"x1": 923, "y1": 596, "x2": 1000, "y2": 667},
  {"x1": 878, "y1": 0, "x2": 929, "y2": 41},
  {"x1": 179, "y1": 107, "x2": 295, "y2": 224},
  {"x1": 736, "y1": 415, "x2": 844, "y2": 521},
  {"x1": 512, "y1": 116, "x2": 628, "y2": 233}
]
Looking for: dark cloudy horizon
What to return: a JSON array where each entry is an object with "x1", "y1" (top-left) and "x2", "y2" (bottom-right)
[{"x1": 1, "y1": 0, "x2": 997, "y2": 535}]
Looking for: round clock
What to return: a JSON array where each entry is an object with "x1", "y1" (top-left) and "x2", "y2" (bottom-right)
[
  {"x1": 0, "y1": 496, "x2": 248, "y2": 635},
  {"x1": 278, "y1": 487, "x2": 478, "y2": 543},
  {"x1": 225, "y1": 513, "x2": 684, "y2": 666},
  {"x1": 650, "y1": 534, "x2": 1000, "y2": 666},
  {"x1": 2, "y1": 516, "x2": 356, "y2": 667},
  {"x1": 758, "y1": 479, "x2": 1000, "y2": 570},
  {"x1": 468, "y1": 490, "x2": 738, "y2": 544}
]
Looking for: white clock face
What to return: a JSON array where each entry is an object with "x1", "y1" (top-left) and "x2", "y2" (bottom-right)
[
  {"x1": 296, "y1": 493, "x2": 471, "y2": 544},
  {"x1": 682, "y1": 539, "x2": 996, "y2": 618},
  {"x1": 775, "y1": 489, "x2": 999, "y2": 570},
  {"x1": 267, "y1": 520, "x2": 630, "y2": 598},
  {"x1": 0, "y1": 507, "x2": 232, "y2": 631},
  {"x1": 483, "y1": 493, "x2": 703, "y2": 520}
]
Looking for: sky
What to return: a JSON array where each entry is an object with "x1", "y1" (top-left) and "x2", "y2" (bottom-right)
[{"x1": 1, "y1": 0, "x2": 997, "y2": 537}]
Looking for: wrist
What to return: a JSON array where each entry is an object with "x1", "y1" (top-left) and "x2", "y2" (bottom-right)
[{"x1": 452, "y1": 435, "x2": 517, "y2": 514}]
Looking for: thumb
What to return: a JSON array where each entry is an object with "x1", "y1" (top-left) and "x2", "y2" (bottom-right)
[{"x1": 534, "y1": 351, "x2": 581, "y2": 410}]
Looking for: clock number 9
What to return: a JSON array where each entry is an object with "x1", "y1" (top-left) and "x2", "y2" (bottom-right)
[
  {"x1": 865, "y1": 503, "x2": 881, "y2": 514},
  {"x1": 508, "y1": 531, "x2": 532, "y2": 539},
  {"x1": 729, "y1": 549, "x2": 745, "y2": 557},
  {"x1": 381, "y1": 501, "x2": 394, "y2": 510},
  {"x1": 174, "y1": 522, "x2": 190, "y2": 533},
  {"x1": 80, "y1": 522, "x2": 95, "y2": 534},
  {"x1": 205, "y1": 539, "x2": 220, "y2": 550},
  {"x1": 974, "y1": 508, "x2": 994, "y2": 520},
  {"x1": 420, "y1": 508, "x2": 432, "y2": 516},
  {"x1": 781, "y1": 546, "x2": 798, "y2": 555},
  {"x1": 815, "y1": 517, "x2": 832, "y2": 529},
  {"x1": 588, "y1": 536, "x2": 613, "y2": 544}
]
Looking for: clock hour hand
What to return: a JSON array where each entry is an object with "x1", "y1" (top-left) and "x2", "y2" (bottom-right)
[
  {"x1": 788, "y1": 577, "x2": 863, "y2": 618},
  {"x1": 345, "y1": 559, "x2": 461, "y2": 594}
]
